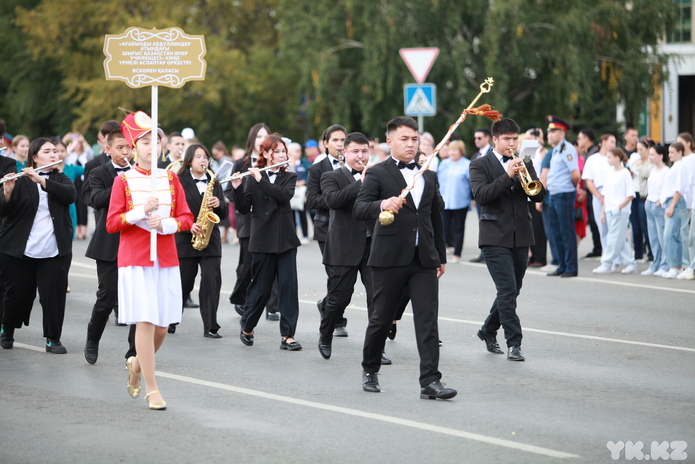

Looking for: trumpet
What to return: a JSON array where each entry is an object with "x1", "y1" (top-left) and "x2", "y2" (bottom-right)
[
  {"x1": 0, "y1": 160, "x2": 64, "y2": 184},
  {"x1": 508, "y1": 148, "x2": 542, "y2": 196},
  {"x1": 218, "y1": 160, "x2": 290, "y2": 183}
]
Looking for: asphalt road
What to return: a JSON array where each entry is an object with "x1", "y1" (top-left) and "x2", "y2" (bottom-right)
[{"x1": 1, "y1": 214, "x2": 693, "y2": 464}]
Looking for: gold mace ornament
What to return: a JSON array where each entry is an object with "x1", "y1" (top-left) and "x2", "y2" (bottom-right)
[{"x1": 379, "y1": 77, "x2": 496, "y2": 226}]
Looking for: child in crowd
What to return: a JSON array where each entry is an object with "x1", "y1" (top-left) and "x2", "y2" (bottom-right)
[
  {"x1": 642, "y1": 144, "x2": 670, "y2": 276},
  {"x1": 661, "y1": 142, "x2": 688, "y2": 279},
  {"x1": 593, "y1": 148, "x2": 636, "y2": 274}
]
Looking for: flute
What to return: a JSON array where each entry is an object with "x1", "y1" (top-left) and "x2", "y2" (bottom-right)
[
  {"x1": 0, "y1": 160, "x2": 64, "y2": 185},
  {"x1": 218, "y1": 160, "x2": 290, "y2": 183}
]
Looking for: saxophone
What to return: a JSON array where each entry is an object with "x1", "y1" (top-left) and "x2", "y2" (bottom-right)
[{"x1": 192, "y1": 168, "x2": 221, "y2": 250}]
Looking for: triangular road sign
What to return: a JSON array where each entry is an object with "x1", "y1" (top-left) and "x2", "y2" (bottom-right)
[{"x1": 399, "y1": 48, "x2": 439, "y2": 84}]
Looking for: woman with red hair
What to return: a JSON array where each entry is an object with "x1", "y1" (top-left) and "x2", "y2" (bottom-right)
[{"x1": 231, "y1": 134, "x2": 302, "y2": 351}]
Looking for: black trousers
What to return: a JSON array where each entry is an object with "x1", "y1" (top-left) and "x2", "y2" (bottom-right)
[
  {"x1": 230, "y1": 237, "x2": 278, "y2": 313},
  {"x1": 528, "y1": 202, "x2": 547, "y2": 266},
  {"x1": 442, "y1": 208, "x2": 469, "y2": 257},
  {"x1": 585, "y1": 190, "x2": 602, "y2": 255},
  {"x1": 241, "y1": 249, "x2": 299, "y2": 337},
  {"x1": 362, "y1": 252, "x2": 441, "y2": 387},
  {"x1": 0, "y1": 252, "x2": 71, "y2": 339},
  {"x1": 86, "y1": 259, "x2": 118, "y2": 342},
  {"x1": 320, "y1": 242, "x2": 373, "y2": 341},
  {"x1": 230, "y1": 237, "x2": 252, "y2": 305},
  {"x1": 180, "y1": 256, "x2": 222, "y2": 334},
  {"x1": 480, "y1": 246, "x2": 527, "y2": 347},
  {"x1": 125, "y1": 324, "x2": 136, "y2": 360}
]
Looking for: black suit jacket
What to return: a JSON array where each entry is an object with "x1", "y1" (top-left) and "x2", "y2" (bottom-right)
[
  {"x1": 321, "y1": 167, "x2": 375, "y2": 267},
  {"x1": 0, "y1": 171, "x2": 76, "y2": 258},
  {"x1": 175, "y1": 173, "x2": 229, "y2": 258},
  {"x1": 469, "y1": 152, "x2": 545, "y2": 249},
  {"x1": 81, "y1": 152, "x2": 109, "y2": 207},
  {"x1": 0, "y1": 157, "x2": 17, "y2": 177},
  {"x1": 224, "y1": 157, "x2": 253, "y2": 238},
  {"x1": 307, "y1": 156, "x2": 339, "y2": 242},
  {"x1": 85, "y1": 163, "x2": 123, "y2": 262},
  {"x1": 353, "y1": 159, "x2": 446, "y2": 268},
  {"x1": 233, "y1": 170, "x2": 300, "y2": 254}
]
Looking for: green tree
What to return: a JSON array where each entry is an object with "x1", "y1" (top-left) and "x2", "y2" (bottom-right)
[{"x1": 12, "y1": 0, "x2": 299, "y2": 145}]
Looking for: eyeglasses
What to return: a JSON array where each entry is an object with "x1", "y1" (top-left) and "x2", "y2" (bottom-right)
[{"x1": 474, "y1": 136, "x2": 484, "y2": 140}]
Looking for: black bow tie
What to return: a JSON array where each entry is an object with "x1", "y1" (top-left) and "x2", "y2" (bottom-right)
[
  {"x1": 39, "y1": 171, "x2": 52, "y2": 178},
  {"x1": 114, "y1": 166, "x2": 130, "y2": 173},
  {"x1": 501, "y1": 154, "x2": 513, "y2": 163},
  {"x1": 332, "y1": 158, "x2": 340, "y2": 165},
  {"x1": 194, "y1": 178, "x2": 208, "y2": 183},
  {"x1": 350, "y1": 168, "x2": 361, "y2": 175},
  {"x1": 397, "y1": 161, "x2": 416, "y2": 170},
  {"x1": 267, "y1": 171, "x2": 278, "y2": 177}
]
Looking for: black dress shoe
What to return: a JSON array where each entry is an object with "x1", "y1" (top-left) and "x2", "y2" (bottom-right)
[
  {"x1": 362, "y1": 372, "x2": 380, "y2": 393},
  {"x1": 318, "y1": 339, "x2": 332, "y2": 359},
  {"x1": 507, "y1": 345, "x2": 525, "y2": 361},
  {"x1": 204, "y1": 331, "x2": 222, "y2": 338},
  {"x1": 546, "y1": 270, "x2": 564, "y2": 276},
  {"x1": 477, "y1": 330, "x2": 503, "y2": 354},
  {"x1": 280, "y1": 338, "x2": 302, "y2": 351},
  {"x1": 380, "y1": 352, "x2": 392, "y2": 365},
  {"x1": 387, "y1": 323, "x2": 397, "y2": 340},
  {"x1": 45, "y1": 338, "x2": 67, "y2": 354},
  {"x1": 167, "y1": 324, "x2": 177, "y2": 334},
  {"x1": 560, "y1": 272, "x2": 578, "y2": 278},
  {"x1": 84, "y1": 340, "x2": 99, "y2": 364},
  {"x1": 184, "y1": 297, "x2": 199, "y2": 308},
  {"x1": 0, "y1": 325, "x2": 14, "y2": 350},
  {"x1": 584, "y1": 251, "x2": 602, "y2": 258},
  {"x1": 333, "y1": 326, "x2": 348, "y2": 337},
  {"x1": 240, "y1": 330, "x2": 254, "y2": 346},
  {"x1": 234, "y1": 304, "x2": 244, "y2": 316},
  {"x1": 266, "y1": 312, "x2": 280, "y2": 321},
  {"x1": 469, "y1": 255, "x2": 485, "y2": 263},
  {"x1": 420, "y1": 380, "x2": 457, "y2": 400}
]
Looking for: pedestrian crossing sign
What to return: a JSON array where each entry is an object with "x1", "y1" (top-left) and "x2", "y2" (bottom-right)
[{"x1": 404, "y1": 84, "x2": 436, "y2": 117}]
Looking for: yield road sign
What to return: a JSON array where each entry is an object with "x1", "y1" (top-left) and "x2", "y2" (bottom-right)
[
  {"x1": 404, "y1": 83, "x2": 436, "y2": 117},
  {"x1": 399, "y1": 48, "x2": 439, "y2": 84}
]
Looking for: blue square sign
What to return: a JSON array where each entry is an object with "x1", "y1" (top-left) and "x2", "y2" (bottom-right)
[{"x1": 404, "y1": 83, "x2": 436, "y2": 117}]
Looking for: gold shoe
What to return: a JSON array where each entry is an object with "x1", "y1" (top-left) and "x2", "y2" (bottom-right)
[
  {"x1": 145, "y1": 390, "x2": 167, "y2": 410},
  {"x1": 125, "y1": 356, "x2": 141, "y2": 399}
]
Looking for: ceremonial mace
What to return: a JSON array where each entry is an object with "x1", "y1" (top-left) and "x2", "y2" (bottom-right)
[{"x1": 379, "y1": 77, "x2": 502, "y2": 226}]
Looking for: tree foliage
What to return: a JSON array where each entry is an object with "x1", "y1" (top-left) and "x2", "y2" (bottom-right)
[{"x1": 0, "y1": 0, "x2": 676, "y2": 147}]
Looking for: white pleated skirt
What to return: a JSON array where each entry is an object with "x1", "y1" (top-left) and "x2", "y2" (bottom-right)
[{"x1": 117, "y1": 263, "x2": 182, "y2": 327}]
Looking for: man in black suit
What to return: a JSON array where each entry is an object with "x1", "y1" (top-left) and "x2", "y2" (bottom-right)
[
  {"x1": 469, "y1": 118, "x2": 545, "y2": 362},
  {"x1": 353, "y1": 116, "x2": 456, "y2": 400},
  {"x1": 81, "y1": 120, "x2": 121, "y2": 208},
  {"x1": 157, "y1": 131, "x2": 185, "y2": 169},
  {"x1": 318, "y1": 132, "x2": 390, "y2": 363},
  {"x1": 82, "y1": 131, "x2": 133, "y2": 364},
  {"x1": 307, "y1": 124, "x2": 350, "y2": 336}
]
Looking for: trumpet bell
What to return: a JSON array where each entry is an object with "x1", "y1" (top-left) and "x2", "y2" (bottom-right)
[
  {"x1": 523, "y1": 180, "x2": 543, "y2": 196},
  {"x1": 378, "y1": 211, "x2": 395, "y2": 226}
]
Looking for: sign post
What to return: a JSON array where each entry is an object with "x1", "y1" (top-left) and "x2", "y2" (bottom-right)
[
  {"x1": 399, "y1": 47, "x2": 439, "y2": 132},
  {"x1": 104, "y1": 27, "x2": 206, "y2": 261}
]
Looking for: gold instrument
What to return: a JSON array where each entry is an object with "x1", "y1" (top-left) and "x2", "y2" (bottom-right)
[
  {"x1": 0, "y1": 160, "x2": 64, "y2": 184},
  {"x1": 192, "y1": 168, "x2": 221, "y2": 251},
  {"x1": 166, "y1": 159, "x2": 183, "y2": 171},
  {"x1": 217, "y1": 160, "x2": 290, "y2": 183},
  {"x1": 509, "y1": 148, "x2": 542, "y2": 196}
]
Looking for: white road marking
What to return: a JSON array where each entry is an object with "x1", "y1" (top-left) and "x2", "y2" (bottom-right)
[
  {"x1": 301, "y1": 300, "x2": 695, "y2": 353},
  {"x1": 69, "y1": 263, "x2": 695, "y2": 353},
  {"x1": 157, "y1": 371, "x2": 579, "y2": 459}
]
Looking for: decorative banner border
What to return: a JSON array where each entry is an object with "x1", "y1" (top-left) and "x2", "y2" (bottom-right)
[{"x1": 104, "y1": 27, "x2": 207, "y2": 89}]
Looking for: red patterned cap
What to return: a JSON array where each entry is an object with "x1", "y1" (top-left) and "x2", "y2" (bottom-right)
[{"x1": 121, "y1": 111, "x2": 165, "y2": 148}]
